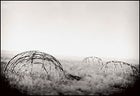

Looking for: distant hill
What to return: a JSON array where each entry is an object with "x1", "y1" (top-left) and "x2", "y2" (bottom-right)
[
  {"x1": 1, "y1": 50, "x2": 19, "y2": 58},
  {"x1": 1, "y1": 50, "x2": 139, "y2": 65}
]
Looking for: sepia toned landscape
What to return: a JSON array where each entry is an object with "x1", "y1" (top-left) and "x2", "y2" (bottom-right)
[{"x1": 1, "y1": 1, "x2": 139, "y2": 96}]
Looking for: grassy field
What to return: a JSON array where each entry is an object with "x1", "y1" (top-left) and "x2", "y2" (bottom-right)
[{"x1": 1, "y1": 51, "x2": 139, "y2": 96}]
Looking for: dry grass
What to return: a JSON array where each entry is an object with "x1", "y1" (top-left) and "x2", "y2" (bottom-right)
[{"x1": 1, "y1": 54, "x2": 139, "y2": 95}]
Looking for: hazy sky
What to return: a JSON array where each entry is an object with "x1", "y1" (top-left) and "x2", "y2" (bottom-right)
[{"x1": 1, "y1": 1, "x2": 139, "y2": 60}]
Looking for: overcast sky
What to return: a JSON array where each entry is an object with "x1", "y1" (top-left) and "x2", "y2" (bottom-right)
[{"x1": 1, "y1": 1, "x2": 139, "y2": 60}]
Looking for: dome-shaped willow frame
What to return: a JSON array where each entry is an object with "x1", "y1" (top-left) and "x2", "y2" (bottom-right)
[
  {"x1": 102, "y1": 60, "x2": 139, "y2": 76},
  {"x1": 4, "y1": 51, "x2": 65, "y2": 80},
  {"x1": 4, "y1": 50, "x2": 81, "y2": 81},
  {"x1": 82, "y1": 56, "x2": 103, "y2": 66}
]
